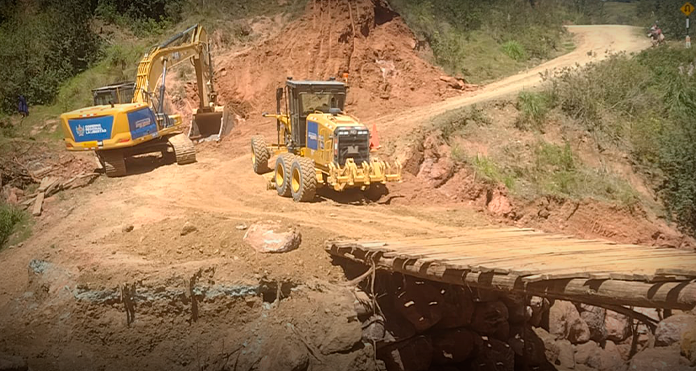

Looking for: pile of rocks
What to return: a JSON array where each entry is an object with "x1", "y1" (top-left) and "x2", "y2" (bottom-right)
[
  {"x1": 358, "y1": 273, "x2": 696, "y2": 371},
  {"x1": 359, "y1": 274, "x2": 555, "y2": 371},
  {"x1": 538, "y1": 301, "x2": 696, "y2": 371}
]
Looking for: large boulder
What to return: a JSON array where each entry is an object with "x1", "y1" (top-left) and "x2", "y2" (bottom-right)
[
  {"x1": 379, "y1": 335, "x2": 433, "y2": 371},
  {"x1": 549, "y1": 300, "x2": 591, "y2": 344},
  {"x1": 392, "y1": 277, "x2": 444, "y2": 332},
  {"x1": 243, "y1": 221, "x2": 302, "y2": 253},
  {"x1": 683, "y1": 326, "x2": 696, "y2": 366},
  {"x1": 470, "y1": 338, "x2": 515, "y2": 371},
  {"x1": 585, "y1": 344, "x2": 626, "y2": 371},
  {"x1": 434, "y1": 285, "x2": 474, "y2": 330},
  {"x1": 529, "y1": 296, "x2": 550, "y2": 327},
  {"x1": 628, "y1": 346, "x2": 693, "y2": 371},
  {"x1": 605, "y1": 310, "x2": 632, "y2": 343},
  {"x1": 471, "y1": 301, "x2": 510, "y2": 341},
  {"x1": 258, "y1": 339, "x2": 309, "y2": 371},
  {"x1": 579, "y1": 304, "x2": 608, "y2": 343},
  {"x1": 319, "y1": 317, "x2": 363, "y2": 355},
  {"x1": 417, "y1": 157, "x2": 456, "y2": 188},
  {"x1": 655, "y1": 314, "x2": 696, "y2": 347},
  {"x1": 431, "y1": 328, "x2": 477, "y2": 365},
  {"x1": 575, "y1": 340, "x2": 601, "y2": 366}
]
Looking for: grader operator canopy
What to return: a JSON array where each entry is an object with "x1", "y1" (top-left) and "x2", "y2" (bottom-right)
[{"x1": 251, "y1": 79, "x2": 402, "y2": 202}]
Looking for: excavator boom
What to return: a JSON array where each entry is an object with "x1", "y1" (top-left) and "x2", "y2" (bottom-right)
[{"x1": 134, "y1": 24, "x2": 229, "y2": 141}]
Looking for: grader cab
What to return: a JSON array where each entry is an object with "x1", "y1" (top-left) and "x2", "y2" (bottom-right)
[{"x1": 251, "y1": 78, "x2": 402, "y2": 202}]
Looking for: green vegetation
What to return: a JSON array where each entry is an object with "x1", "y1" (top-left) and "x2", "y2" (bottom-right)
[
  {"x1": 0, "y1": 202, "x2": 30, "y2": 249},
  {"x1": 515, "y1": 91, "x2": 552, "y2": 130},
  {"x1": 434, "y1": 105, "x2": 491, "y2": 140},
  {"x1": 545, "y1": 46, "x2": 696, "y2": 232},
  {"x1": 0, "y1": 0, "x2": 307, "y2": 119},
  {"x1": 389, "y1": 0, "x2": 573, "y2": 83}
]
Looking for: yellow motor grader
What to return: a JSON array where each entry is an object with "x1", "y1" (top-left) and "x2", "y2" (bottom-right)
[{"x1": 251, "y1": 78, "x2": 402, "y2": 202}]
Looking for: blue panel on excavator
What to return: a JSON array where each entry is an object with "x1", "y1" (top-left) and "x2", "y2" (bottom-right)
[{"x1": 68, "y1": 116, "x2": 114, "y2": 142}]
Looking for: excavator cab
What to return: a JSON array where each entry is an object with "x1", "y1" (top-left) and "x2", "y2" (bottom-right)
[{"x1": 92, "y1": 82, "x2": 136, "y2": 106}]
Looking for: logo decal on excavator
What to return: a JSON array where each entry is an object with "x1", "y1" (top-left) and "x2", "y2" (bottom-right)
[{"x1": 76, "y1": 124, "x2": 85, "y2": 137}]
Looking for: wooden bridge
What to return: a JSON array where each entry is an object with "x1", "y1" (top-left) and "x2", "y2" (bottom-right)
[{"x1": 326, "y1": 228, "x2": 696, "y2": 311}]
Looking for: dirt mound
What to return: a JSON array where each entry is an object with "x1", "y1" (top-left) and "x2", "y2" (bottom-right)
[
  {"x1": 214, "y1": 0, "x2": 462, "y2": 125},
  {"x1": 390, "y1": 131, "x2": 696, "y2": 250}
]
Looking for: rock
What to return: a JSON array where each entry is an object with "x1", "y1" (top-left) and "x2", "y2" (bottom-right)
[
  {"x1": 393, "y1": 277, "x2": 444, "y2": 332},
  {"x1": 434, "y1": 285, "x2": 474, "y2": 330},
  {"x1": 656, "y1": 314, "x2": 696, "y2": 347},
  {"x1": 319, "y1": 317, "x2": 362, "y2": 355},
  {"x1": 417, "y1": 157, "x2": 455, "y2": 188},
  {"x1": 122, "y1": 224, "x2": 134, "y2": 233},
  {"x1": 0, "y1": 354, "x2": 28, "y2": 371},
  {"x1": 501, "y1": 294, "x2": 527, "y2": 325},
  {"x1": 362, "y1": 315, "x2": 387, "y2": 344},
  {"x1": 471, "y1": 338, "x2": 515, "y2": 371},
  {"x1": 628, "y1": 346, "x2": 693, "y2": 371},
  {"x1": 235, "y1": 224, "x2": 248, "y2": 231},
  {"x1": 514, "y1": 326, "x2": 551, "y2": 366},
  {"x1": 683, "y1": 326, "x2": 696, "y2": 366},
  {"x1": 586, "y1": 344, "x2": 625, "y2": 371},
  {"x1": 471, "y1": 301, "x2": 510, "y2": 341},
  {"x1": 605, "y1": 310, "x2": 632, "y2": 343},
  {"x1": 532, "y1": 326, "x2": 560, "y2": 365},
  {"x1": 529, "y1": 296, "x2": 550, "y2": 327},
  {"x1": 243, "y1": 221, "x2": 301, "y2": 253},
  {"x1": 486, "y1": 187, "x2": 513, "y2": 217},
  {"x1": 550, "y1": 300, "x2": 591, "y2": 344},
  {"x1": 379, "y1": 335, "x2": 433, "y2": 371},
  {"x1": 396, "y1": 144, "x2": 424, "y2": 176},
  {"x1": 579, "y1": 304, "x2": 608, "y2": 342},
  {"x1": 557, "y1": 339, "x2": 576, "y2": 369},
  {"x1": 431, "y1": 328, "x2": 477, "y2": 365},
  {"x1": 575, "y1": 340, "x2": 600, "y2": 365},
  {"x1": 180, "y1": 222, "x2": 198, "y2": 236}
]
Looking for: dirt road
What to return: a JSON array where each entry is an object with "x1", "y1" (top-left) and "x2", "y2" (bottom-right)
[{"x1": 375, "y1": 25, "x2": 650, "y2": 139}]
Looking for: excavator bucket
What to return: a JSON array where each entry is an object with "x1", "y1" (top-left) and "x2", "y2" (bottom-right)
[{"x1": 188, "y1": 105, "x2": 233, "y2": 142}]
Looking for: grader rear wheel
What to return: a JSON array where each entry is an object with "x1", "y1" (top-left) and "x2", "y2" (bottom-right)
[
  {"x1": 251, "y1": 136, "x2": 270, "y2": 174},
  {"x1": 97, "y1": 150, "x2": 127, "y2": 178},
  {"x1": 275, "y1": 154, "x2": 295, "y2": 197},
  {"x1": 290, "y1": 157, "x2": 317, "y2": 202}
]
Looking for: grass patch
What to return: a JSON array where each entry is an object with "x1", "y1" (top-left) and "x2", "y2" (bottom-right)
[
  {"x1": 501, "y1": 41, "x2": 528, "y2": 62},
  {"x1": 0, "y1": 202, "x2": 31, "y2": 250},
  {"x1": 515, "y1": 91, "x2": 552, "y2": 131}
]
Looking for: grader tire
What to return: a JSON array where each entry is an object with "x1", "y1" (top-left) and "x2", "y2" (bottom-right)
[
  {"x1": 290, "y1": 157, "x2": 317, "y2": 203},
  {"x1": 168, "y1": 134, "x2": 196, "y2": 165},
  {"x1": 275, "y1": 154, "x2": 295, "y2": 197},
  {"x1": 251, "y1": 136, "x2": 270, "y2": 174},
  {"x1": 98, "y1": 150, "x2": 127, "y2": 178}
]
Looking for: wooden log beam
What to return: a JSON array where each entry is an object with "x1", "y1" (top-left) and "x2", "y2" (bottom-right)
[{"x1": 327, "y1": 243, "x2": 696, "y2": 311}]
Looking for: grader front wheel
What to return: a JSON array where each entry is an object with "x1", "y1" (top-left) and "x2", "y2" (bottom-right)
[
  {"x1": 290, "y1": 157, "x2": 317, "y2": 202},
  {"x1": 275, "y1": 154, "x2": 295, "y2": 197},
  {"x1": 251, "y1": 136, "x2": 270, "y2": 174}
]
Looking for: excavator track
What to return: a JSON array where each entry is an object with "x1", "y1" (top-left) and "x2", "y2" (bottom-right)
[
  {"x1": 168, "y1": 134, "x2": 196, "y2": 165},
  {"x1": 98, "y1": 150, "x2": 127, "y2": 178}
]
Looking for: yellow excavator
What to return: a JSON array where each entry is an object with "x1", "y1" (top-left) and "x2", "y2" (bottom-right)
[
  {"x1": 251, "y1": 78, "x2": 402, "y2": 202},
  {"x1": 59, "y1": 24, "x2": 229, "y2": 177}
]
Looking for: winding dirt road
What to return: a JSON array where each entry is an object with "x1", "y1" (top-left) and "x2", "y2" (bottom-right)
[{"x1": 376, "y1": 25, "x2": 650, "y2": 139}]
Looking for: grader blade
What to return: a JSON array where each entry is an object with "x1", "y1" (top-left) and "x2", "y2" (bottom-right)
[{"x1": 188, "y1": 105, "x2": 233, "y2": 142}]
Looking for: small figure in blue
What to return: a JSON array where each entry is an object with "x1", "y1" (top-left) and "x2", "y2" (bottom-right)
[{"x1": 17, "y1": 95, "x2": 29, "y2": 117}]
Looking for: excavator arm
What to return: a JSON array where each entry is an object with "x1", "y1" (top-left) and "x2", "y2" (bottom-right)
[{"x1": 133, "y1": 24, "x2": 228, "y2": 141}]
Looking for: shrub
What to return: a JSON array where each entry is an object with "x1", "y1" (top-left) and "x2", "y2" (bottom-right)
[
  {"x1": 501, "y1": 41, "x2": 528, "y2": 62},
  {"x1": 515, "y1": 91, "x2": 552, "y2": 130},
  {"x1": 0, "y1": 202, "x2": 26, "y2": 249}
]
